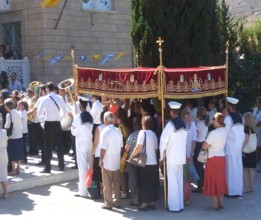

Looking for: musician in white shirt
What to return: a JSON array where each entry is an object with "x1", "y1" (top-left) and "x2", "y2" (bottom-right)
[{"x1": 37, "y1": 82, "x2": 68, "y2": 173}]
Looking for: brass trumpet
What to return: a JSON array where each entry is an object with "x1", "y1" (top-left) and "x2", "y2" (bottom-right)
[
  {"x1": 27, "y1": 81, "x2": 43, "y2": 122},
  {"x1": 58, "y1": 78, "x2": 75, "y2": 130}
]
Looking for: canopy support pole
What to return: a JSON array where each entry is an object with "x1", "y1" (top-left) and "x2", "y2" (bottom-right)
[
  {"x1": 156, "y1": 37, "x2": 167, "y2": 209},
  {"x1": 225, "y1": 41, "x2": 229, "y2": 107}
]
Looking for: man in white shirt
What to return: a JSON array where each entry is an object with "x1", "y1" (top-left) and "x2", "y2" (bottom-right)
[
  {"x1": 99, "y1": 112, "x2": 123, "y2": 210},
  {"x1": 91, "y1": 95, "x2": 103, "y2": 137},
  {"x1": 71, "y1": 98, "x2": 93, "y2": 197},
  {"x1": 37, "y1": 82, "x2": 68, "y2": 173},
  {"x1": 160, "y1": 101, "x2": 188, "y2": 212},
  {"x1": 224, "y1": 97, "x2": 245, "y2": 197},
  {"x1": 8, "y1": 72, "x2": 23, "y2": 92}
]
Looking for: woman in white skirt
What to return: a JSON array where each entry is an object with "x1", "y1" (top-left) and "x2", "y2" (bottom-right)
[{"x1": 0, "y1": 128, "x2": 8, "y2": 198}]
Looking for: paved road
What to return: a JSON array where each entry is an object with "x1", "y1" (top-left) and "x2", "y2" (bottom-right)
[{"x1": 1, "y1": 171, "x2": 261, "y2": 220}]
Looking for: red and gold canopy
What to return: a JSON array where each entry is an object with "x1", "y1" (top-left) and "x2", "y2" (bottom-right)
[{"x1": 75, "y1": 66, "x2": 226, "y2": 99}]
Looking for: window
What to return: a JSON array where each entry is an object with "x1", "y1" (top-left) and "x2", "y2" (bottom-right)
[
  {"x1": 0, "y1": 0, "x2": 11, "y2": 12},
  {"x1": 82, "y1": 0, "x2": 112, "y2": 11},
  {"x1": 3, "y1": 22, "x2": 22, "y2": 59}
]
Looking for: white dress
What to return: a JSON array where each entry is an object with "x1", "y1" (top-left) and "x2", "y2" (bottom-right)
[
  {"x1": 224, "y1": 112, "x2": 245, "y2": 196},
  {"x1": 0, "y1": 129, "x2": 8, "y2": 182}
]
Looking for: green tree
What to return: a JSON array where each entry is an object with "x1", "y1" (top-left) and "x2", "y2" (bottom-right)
[
  {"x1": 131, "y1": 0, "x2": 217, "y2": 67},
  {"x1": 211, "y1": 1, "x2": 261, "y2": 112}
]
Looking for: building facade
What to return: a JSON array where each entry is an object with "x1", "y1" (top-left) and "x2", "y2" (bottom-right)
[{"x1": 0, "y1": 0, "x2": 133, "y2": 84}]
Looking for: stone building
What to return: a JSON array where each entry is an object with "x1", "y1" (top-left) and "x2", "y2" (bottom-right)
[{"x1": 0, "y1": 0, "x2": 133, "y2": 83}]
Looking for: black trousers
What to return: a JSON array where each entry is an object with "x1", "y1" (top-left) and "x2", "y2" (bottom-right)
[
  {"x1": 193, "y1": 141, "x2": 205, "y2": 189},
  {"x1": 28, "y1": 123, "x2": 39, "y2": 155},
  {"x1": 28, "y1": 122, "x2": 45, "y2": 156},
  {"x1": 62, "y1": 130, "x2": 72, "y2": 155},
  {"x1": 138, "y1": 165, "x2": 158, "y2": 204},
  {"x1": 23, "y1": 133, "x2": 27, "y2": 162},
  {"x1": 44, "y1": 121, "x2": 64, "y2": 170}
]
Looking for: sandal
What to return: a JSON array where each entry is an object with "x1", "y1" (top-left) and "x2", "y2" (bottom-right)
[
  {"x1": 8, "y1": 170, "x2": 17, "y2": 176},
  {"x1": 206, "y1": 207, "x2": 219, "y2": 211},
  {"x1": 218, "y1": 205, "x2": 224, "y2": 210}
]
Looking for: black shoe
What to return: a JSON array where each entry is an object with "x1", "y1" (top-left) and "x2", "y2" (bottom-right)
[
  {"x1": 36, "y1": 162, "x2": 44, "y2": 166},
  {"x1": 28, "y1": 151, "x2": 39, "y2": 156},
  {"x1": 40, "y1": 169, "x2": 51, "y2": 173},
  {"x1": 224, "y1": 194, "x2": 241, "y2": 198},
  {"x1": 129, "y1": 202, "x2": 139, "y2": 206},
  {"x1": 71, "y1": 165, "x2": 78, "y2": 170},
  {"x1": 138, "y1": 205, "x2": 148, "y2": 211},
  {"x1": 192, "y1": 188, "x2": 203, "y2": 193},
  {"x1": 148, "y1": 204, "x2": 156, "y2": 210},
  {"x1": 74, "y1": 194, "x2": 82, "y2": 197}
]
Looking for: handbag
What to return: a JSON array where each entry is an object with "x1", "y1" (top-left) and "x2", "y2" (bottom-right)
[
  {"x1": 243, "y1": 127, "x2": 257, "y2": 153},
  {"x1": 197, "y1": 150, "x2": 208, "y2": 163},
  {"x1": 85, "y1": 167, "x2": 93, "y2": 188},
  {"x1": 127, "y1": 131, "x2": 147, "y2": 167},
  {"x1": 88, "y1": 181, "x2": 100, "y2": 199},
  {"x1": 7, "y1": 113, "x2": 13, "y2": 136}
]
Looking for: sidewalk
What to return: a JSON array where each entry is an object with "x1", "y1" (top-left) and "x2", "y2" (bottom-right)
[{"x1": 0, "y1": 153, "x2": 78, "y2": 194}]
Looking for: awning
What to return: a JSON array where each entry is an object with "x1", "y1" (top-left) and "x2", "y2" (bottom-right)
[{"x1": 75, "y1": 66, "x2": 226, "y2": 99}]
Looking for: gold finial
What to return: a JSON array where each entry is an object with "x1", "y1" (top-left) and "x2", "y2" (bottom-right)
[
  {"x1": 156, "y1": 37, "x2": 164, "y2": 67},
  {"x1": 70, "y1": 44, "x2": 75, "y2": 66},
  {"x1": 156, "y1": 37, "x2": 164, "y2": 47},
  {"x1": 135, "y1": 51, "x2": 139, "y2": 68},
  {"x1": 225, "y1": 41, "x2": 229, "y2": 54}
]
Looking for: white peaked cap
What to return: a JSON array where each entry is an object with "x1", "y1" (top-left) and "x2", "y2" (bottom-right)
[
  {"x1": 168, "y1": 101, "x2": 182, "y2": 109},
  {"x1": 227, "y1": 96, "x2": 239, "y2": 105},
  {"x1": 78, "y1": 96, "x2": 90, "y2": 102}
]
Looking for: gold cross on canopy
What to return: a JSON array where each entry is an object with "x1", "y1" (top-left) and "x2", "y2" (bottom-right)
[{"x1": 156, "y1": 37, "x2": 164, "y2": 47}]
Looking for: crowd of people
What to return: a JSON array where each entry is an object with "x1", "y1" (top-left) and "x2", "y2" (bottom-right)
[
  {"x1": 0, "y1": 44, "x2": 17, "y2": 60},
  {"x1": 0, "y1": 75, "x2": 260, "y2": 214}
]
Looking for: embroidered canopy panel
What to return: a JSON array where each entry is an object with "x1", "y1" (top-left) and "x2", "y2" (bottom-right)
[
  {"x1": 164, "y1": 66, "x2": 226, "y2": 99},
  {"x1": 76, "y1": 67, "x2": 159, "y2": 99},
  {"x1": 76, "y1": 66, "x2": 226, "y2": 99}
]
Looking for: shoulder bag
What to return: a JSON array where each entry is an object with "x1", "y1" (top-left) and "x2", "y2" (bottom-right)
[
  {"x1": 197, "y1": 149, "x2": 208, "y2": 163},
  {"x1": 128, "y1": 131, "x2": 147, "y2": 167},
  {"x1": 243, "y1": 127, "x2": 257, "y2": 153},
  {"x1": 7, "y1": 112, "x2": 13, "y2": 136}
]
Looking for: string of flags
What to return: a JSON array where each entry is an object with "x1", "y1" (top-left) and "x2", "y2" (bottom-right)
[
  {"x1": 33, "y1": 50, "x2": 132, "y2": 66},
  {"x1": 41, "y1": 0, "x2": 62, "y2": 9}
]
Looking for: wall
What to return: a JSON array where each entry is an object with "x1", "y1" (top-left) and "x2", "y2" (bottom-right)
[{"x1": 0, "y1": 0, "x2": 133, "y2": 84}]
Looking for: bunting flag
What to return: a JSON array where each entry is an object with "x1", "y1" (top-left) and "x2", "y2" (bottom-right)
[
  {"x1": 32, "y1": 49, "x2": 132, "y2": 65},
  {"x1": 80, "y1": 56, "x2": 87, "y2": 65},
  {"x1": 63, "y1": 56, "x2": 72, "y2": 61},
  {"x1": 115, "y1": 50, "x2": 129, "y2": 60},
  {"x1": 100, "y1": 54, "x2": 114, "y2": 65},
  {"x1": 92, "y1": 54, "x2": 103, "y2": 61},
  {"x1": 41, "y1": 0, "x2": 62, "y2": 9},
  {"x1": 49, "y1": 56, "x2": 62, "y2": 66},
  {"x1": 33, "y1": 52, "x2": 44, "y2": 61},
  {"x1": 39, "y1": 55, "x2": 52, "y2": 62}
]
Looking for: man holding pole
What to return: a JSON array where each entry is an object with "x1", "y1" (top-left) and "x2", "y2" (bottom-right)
[{"x1": 159, "y1": 101, "x2": 188, "y2": 212}]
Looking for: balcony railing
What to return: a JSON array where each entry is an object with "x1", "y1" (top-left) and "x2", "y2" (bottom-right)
[{"x1": 0, "y1": 57, "x2": 30, "y2": 88}]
